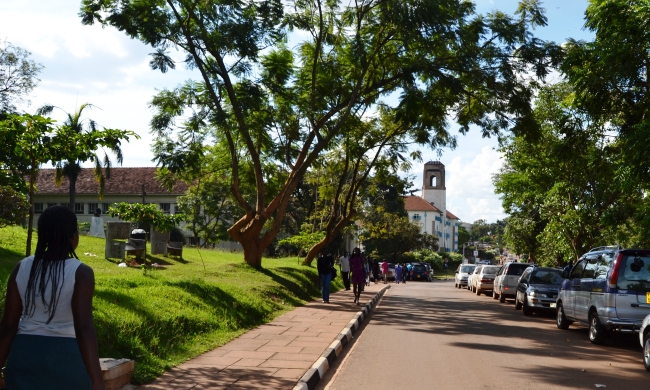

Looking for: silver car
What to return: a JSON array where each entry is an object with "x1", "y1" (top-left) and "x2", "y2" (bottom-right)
[
  {"x1": 557, "y1": 248, "x2": 650, "y2": 345},
  {"x1": 639, "y1": 314, "x2": 650, "y2": 371},
  {"x1": 454, "y1": 264, "x2": 476, "y2": 288},
  {"x1": 514, "y1": 266, "x2": 563, "y2": 316},
  {"x1": 493, "y1": 262, "x2": 532, "y2": 303}
]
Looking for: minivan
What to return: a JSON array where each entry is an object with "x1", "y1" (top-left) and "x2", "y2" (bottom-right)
[{"x1": 556, "y1": 247, "x2": 650, "y2": 344}]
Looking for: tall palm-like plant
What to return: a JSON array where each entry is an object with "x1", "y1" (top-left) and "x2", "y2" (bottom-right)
[{"x1": 38, "y1": 103, "x2": 138, "y2": 210}]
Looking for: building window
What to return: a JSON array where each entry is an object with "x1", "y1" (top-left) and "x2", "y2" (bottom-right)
[
  {"x1": 47, "y1": 203, "x2": 57, "y2": 209},
  {"x1": 102, "y1": 203, "x2": 111, "y2": 214},
  {"x1": 88, "y1": 203, "x2": 98, "y2": 215},
  {"x1": 160, "y1": 203, "x2": 171, "y2": 213},
  {"x1": 75, "y1": 203, "x2": 84, "y2": 214},
  {"x1": 34, "y1": 203, "x2": 44, "y2": 214},
  {"x1": 61, "y1": 203, "x2": 70, "y2": 210},
  {"x1": 172, "y1": 203, "x2": 177, "y2": 213},
  {"x1": 412, "y1": 213, "x2": 421, "y2": 221}
]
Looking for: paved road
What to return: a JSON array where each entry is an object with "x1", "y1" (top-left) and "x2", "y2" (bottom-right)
[{"x1": 320, "y1": 281, "x2": 648, "y2": 390}]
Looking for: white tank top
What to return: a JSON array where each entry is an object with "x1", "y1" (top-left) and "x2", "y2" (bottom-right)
[{"x1": 15, "y1": 256, "x2": 81, "y2": 338}]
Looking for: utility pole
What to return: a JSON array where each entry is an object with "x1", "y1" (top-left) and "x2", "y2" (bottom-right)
[{"x1": 141, "y1": 184, "x2": 146, "y2": 204}]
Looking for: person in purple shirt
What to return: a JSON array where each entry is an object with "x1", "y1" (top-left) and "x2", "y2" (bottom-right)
[
  {"x1": 395, "y1": 264, "x2": 402, "y2": 284},
  {"x1": 349, "y1": 247, "x2": 365, "y2": 305}
]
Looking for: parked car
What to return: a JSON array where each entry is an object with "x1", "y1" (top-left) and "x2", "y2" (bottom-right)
[
  {"x1": 410, "y1": 264, "x2": 433, "y2": 282},
  {"x1": 514, "y1": 266, "x2": 563, "y2": 316},
  {"x1": 474, "y1": 265, "x2": 501, "y2": 295},
  {"x1": 454, "y1": 264, "x2": 476, "y2": 288},
  {"x1": 556, "y1": 247, "x2": 650, "y2": 345},
  {"x1": 477, "y1": 260, "x2": 492, "y2": 265},
  {"x1": 639, "y1": 314, "x2": 650, "y2": 371},
  {"x1": 378, "y1": 262, "x2": 396, "y2": 281},
  {"x1": 467, "y1": 265, "x2": 484, "y2": 291},
  {"x1": 493, "y1": 262, "x2": 532, "y2": 303}
]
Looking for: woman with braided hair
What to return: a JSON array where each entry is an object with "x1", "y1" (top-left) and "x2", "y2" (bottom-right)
[{"x1": 0, "y1": 206, "x2": 104, "y2": 389}]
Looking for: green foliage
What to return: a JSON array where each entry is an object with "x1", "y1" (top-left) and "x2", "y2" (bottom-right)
[
  {"x1": 108, "y1": 203, "x2": 185, "y2": 232},
  {"x1": 562, "y1": 0, "x2": 650, "y2": 188},
  {"x1": 174, "y1": 169, "x2": 237, "y2": 246},
  {"x1": 278, "y1": 225, "x2": 326, "y2": 255},
  {"x1": 409, "y1": 249, "x2": 464, "y2": 273},
  {"x1": 0, "y1": 226, "x2": 341, "y2": 384},
  {"x1": 494, "y1": 82, "x2": 641, "y2": 265},
  {"x1": 0, "y1": 186, "x2": 28, "y2": 227}
]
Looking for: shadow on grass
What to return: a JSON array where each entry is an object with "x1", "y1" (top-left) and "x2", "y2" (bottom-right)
[{"x1": 94, "y1": 280, "x2": 279, "y2": 384}]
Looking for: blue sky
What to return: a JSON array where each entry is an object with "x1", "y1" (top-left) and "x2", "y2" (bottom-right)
[{"x1": 1, "y1": 0, "x2": 592, "y2": 224}]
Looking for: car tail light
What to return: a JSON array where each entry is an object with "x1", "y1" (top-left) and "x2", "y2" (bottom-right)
[
  {"x1": 609, "y1": 252, "x2": 624, "y2": 289},
  {"x1": 480, "y1": 278, "x2": 492, "y2": 283},
  {"x1": 424, "y1": 271, "x2": 428, "y2": 275},
  {"x1": 505, "y1": 287, "x2": 509, "y2": 290},
  {"x1": 411, "y1": 271, "x2": 414, "y2": 275}
]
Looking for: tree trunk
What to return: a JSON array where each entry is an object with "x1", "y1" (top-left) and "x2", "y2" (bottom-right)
[
  {"x1": 25, "y1": 165, "x2": 36, "y2": 256},
  {"x1": 69, "y1": 176, "x2": 76, "y2": 212},
  {"x1": 241, "y1": 237, "x2": 264, "y2": 268}
]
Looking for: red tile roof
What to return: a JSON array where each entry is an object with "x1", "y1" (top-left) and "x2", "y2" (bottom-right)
[
  {"x1": 404, "y1": 196, "x2": 441, "y2": 212},
  {"x1": 34, "y1": 168, "x2": 189, "y2": 195},
  {"x1": 446, "y1": 210, "x2": 459, "y2": 220}
]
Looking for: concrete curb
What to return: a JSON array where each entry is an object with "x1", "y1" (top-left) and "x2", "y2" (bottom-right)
[{"x1": 292, "y1": 284, "x2": 390, "y2": 390}]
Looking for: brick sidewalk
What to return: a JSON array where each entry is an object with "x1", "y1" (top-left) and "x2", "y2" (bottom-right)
[{"x1": 139, "y1": 282, "x2": 389, "y2": 389}]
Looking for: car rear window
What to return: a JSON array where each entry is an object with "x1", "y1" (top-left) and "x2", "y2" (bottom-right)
[
  {"x1": 530, "y1": 269, "x2": 563, "y2": 285},
  {"x1": 482, "y1": 267, "x2": 499, "y2": 274},
  {"x1": 506, "y1": 263, "x2": 529, "y2": 276},
  {"x1": 617, "y1": 254, "x2": 650, "y2": 291},
  {"x1": 413, "y1": 265, "x2": 426, "y2": 272},
  {"x1": 461, "y1": 266, "x2": 475, "y2": 273}
]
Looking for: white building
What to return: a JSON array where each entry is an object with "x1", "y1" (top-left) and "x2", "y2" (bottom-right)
[{"x1": 404, "y1": 161, "x2": 461, "y2": 252}]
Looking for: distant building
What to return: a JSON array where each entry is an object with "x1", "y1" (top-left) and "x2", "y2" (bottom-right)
[
  {"x1": 28, "y1": 167, "x2": 188, "y2": 229},
  {"x1": 404, "y1": 161, "x2": 460, "y2": 252}
]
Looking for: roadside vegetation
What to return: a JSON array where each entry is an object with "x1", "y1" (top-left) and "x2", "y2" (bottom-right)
[{"x1": 0, "y1": 226, "x2": 340, "y2": 384}]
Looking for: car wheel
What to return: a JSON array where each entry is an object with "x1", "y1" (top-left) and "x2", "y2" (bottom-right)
[
  {"x1": 644, "y1": 334, "x2": 650, "y2": 372},
  {"x1": 522, "y1": 297, "x2": 533, "y2": 316},
  {"x1": 556, "y1": 302, "x2": 571, "y2": 330},
  {"x1": 499, "y1": 289, "x2": 506, "y2": 303},
  {"x1": 515, "y1": 297, "x2": 522, "y2": 310},
  {"x1": 454, "y1": 282, "x2": 458, "y2": 288},
  {"x1": 589, "y1": 311, "x2": 607, "y2": 345},
  {"x1": 492, "y1": 290, "x2": 499, "y2": 300},
  {"x1": 476, "y1": 287, "x2": 481, "y2": 296}
]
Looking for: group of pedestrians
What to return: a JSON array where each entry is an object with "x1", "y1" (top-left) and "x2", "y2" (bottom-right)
[
  {"x1": 317, "y1": 248, "x2": 367, "y2": 305},
  {"x1": 318, "y1": 249, "x2": 418, "y2": 305},
  {"x1": 394, "y1": 263, "x2": 411, "y2": 284}
]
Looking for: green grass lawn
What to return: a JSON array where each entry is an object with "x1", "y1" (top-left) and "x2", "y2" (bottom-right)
[{"x1": 0, "y1": 226, "x2": 340, "y2": 384}]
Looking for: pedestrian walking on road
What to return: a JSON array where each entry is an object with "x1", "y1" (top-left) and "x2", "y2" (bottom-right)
[
  {"x1": 395, "y1": 264, "x2": 402, "y2": 284},
  {"x1": 402, "y1": 263, "x2": 408, "y2": 284},
  {"x1": 339, "y1": 252, "x2": 350, "y2": 290},
  {"x1": 317, "y1": 252, "x2": 334, "y2": 303},
  {"x1": 372, "y1": 259, "x2": 380, "y2": 284},
  {"x1": 349, "y1": 248, "x2": 365, "y2": 305},
  {"x1": 381, "y1": 261, "x2": 389, "y2": 284},
  {"x1": 0, "y1": 206, "x2": 105, "y2": 390}
]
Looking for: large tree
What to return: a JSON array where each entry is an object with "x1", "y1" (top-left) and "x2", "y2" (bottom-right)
[
  {"x1": 0, "y1": 40, "x2": 42, "y2": 114},
  {"x1": 39, "y1": 103, "x2": 138, "y2": 211},
  {"x1": 494, "y1": 83, "x2": 640, "y2": 264},
  {"x1": 81, "y1": 0, "x2": 560, "y2": 266}
]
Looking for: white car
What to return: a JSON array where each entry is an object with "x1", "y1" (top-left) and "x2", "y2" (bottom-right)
[
  {"x1": 474, "y1": 265, "x2": 501, "y2": 295},
  {"x1": 467, "y1": 265, "x2": 483, "y2": 292},
  {"x1": 454, "y1": 264, "x2": 476, "y2": 288}
]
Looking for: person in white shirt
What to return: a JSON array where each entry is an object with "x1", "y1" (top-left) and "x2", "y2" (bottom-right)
[{"x1": 339, "y1": 252, "x2": 350, "y2": 290}]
